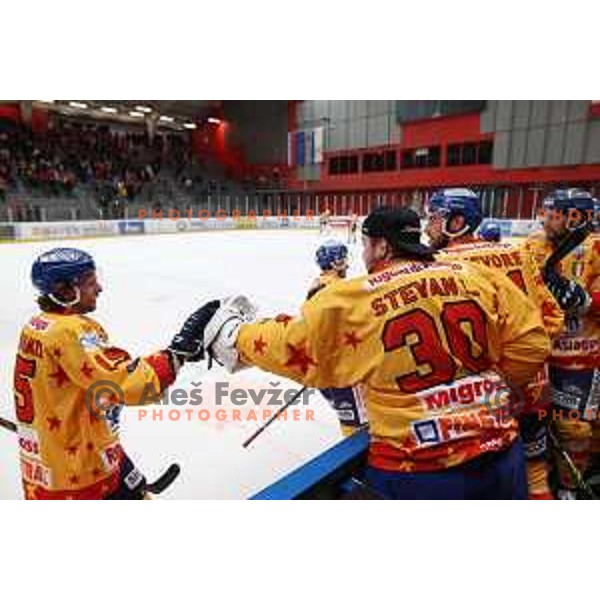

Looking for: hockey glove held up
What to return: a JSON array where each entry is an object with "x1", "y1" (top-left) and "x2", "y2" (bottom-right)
[
  {"x1": 168, "y1": 300, "x2": 221, "y2": 362},
  {"x1": 544, "y1": 272, "x2": 590, "y2": 312}
]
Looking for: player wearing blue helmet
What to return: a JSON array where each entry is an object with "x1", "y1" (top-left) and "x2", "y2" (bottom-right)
[
  {"x1": 31, "y1": 248, "x2": 101, "y2": 312},
  {"x1": 428, "y1": 188, "x2": 564, "y2": 499},
  {"x1": 306, "y1": 240, "x2": 367, "y2": 436},
  {"x1": 479, "y1": 222, "x2": 502, "y2": 243},
  {"x1": 15, "y1": 247, "x2": 220, "y2": 499},
  {"x1": 525, "y1": 189, "x2": 600, "y2": 498},
  {"x1": 425, "y1": 188, "x2": 483, "y2": 249},
  {"x1": 307, "y1": 240, "x2": 349, "y2": 300}
]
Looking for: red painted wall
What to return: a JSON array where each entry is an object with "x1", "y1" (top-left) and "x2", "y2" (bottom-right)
[
  {"x1": 401, "y1": 113, "x2": 484, "y2": 147},
  {"x1": 0, "y1": 103, "x2": 22, "y2": 123},
  {"x1": 288, "y1": 108, "x2": 600, "y2": 193},
  {"x1": 30, "y1": 107, "x2": 49, "y2": 132},
  {"x1": 190, "y1": 102, "x2": 292, "y2": 182}
]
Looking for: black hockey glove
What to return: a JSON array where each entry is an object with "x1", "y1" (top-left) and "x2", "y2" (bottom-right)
[
  {"x1": 168, "y1": 300, "x2": 221, "y2": 362},
  {"x1": 545, "y1": 272, "x2": 590, "y2": 311}
]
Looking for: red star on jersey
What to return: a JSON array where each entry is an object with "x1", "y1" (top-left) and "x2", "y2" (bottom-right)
[
  {"x1": 24, "y1": 483, "x2": 37, "y2": 500},
  {"x1": 344, "y1": 331, "x2": 361, "y2": 350},
  {"x1": 80, "y1": 362, "x2": 94, "y2": 379},
  {"x1": 68, "y1": 474, "x2": 80, "y2": 485},
  {"x1": 253, "y1": 336, "x2": 267, "y2": 355},
  {"x1": 47, "y1": 416, "x2": 61, "y2": 432},
  {"x1": 49, "y1": 366, "x2": 69, "y2": 388},
  {"x1": 53, "y1": 347, "x2": 62, "y2": 359},
  {"x1": 274, "y1": 314, "x2": 293, "y2": 327},
  {"x1": 86, "y1": 442, "x2": 95, "y2": 452},
  {"x1": 65, "y1": 445, "x2": 79, "y2": 457},
  {"x1": 402, "y1": 435, "x2": 417, "y2": 451},
  {"x1": 285, "y1": 344, "x2": 316, "y2": 376}
]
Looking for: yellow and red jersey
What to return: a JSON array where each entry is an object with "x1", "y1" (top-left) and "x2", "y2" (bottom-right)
[
  {"x1": 236, "y1": 259, "x2": 551, "y2": 472},
  {"x1": 524, "y1": 231, "x2": 600, "y2": 371},
  {"x1": 306, "y1": 270, "x2": 367, "y2": 437},
  {"x1": 439, "y1": 238, "x2": 564, "y2": 411},
  {"x1": 307, "y1": 271, "x2": 344, "y2": 299},
  {"x1": 14, "y1": 312, "x2": 175, "y2": 499},
  {"x1": 440, "y1": 238, "x2": 564, "y2": 337}
]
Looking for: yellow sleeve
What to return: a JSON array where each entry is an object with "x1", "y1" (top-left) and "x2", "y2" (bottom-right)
[
  {"x1": 237, "y1": 315, "x2": 316, "y2": 386},
  {"x1": 237, "y1": 291, "x2": 376, "y2": 390},
  {"x1": 492, "y1": 272, "x2": 552, "y2": 386},
  {"x1": 523, "y1": 250, "x2": 564, "y2": 337},
  {"x1": 53, "y1": 326, "x2": 175, "y2": 406}
]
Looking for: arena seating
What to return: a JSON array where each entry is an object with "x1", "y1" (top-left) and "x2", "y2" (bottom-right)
[{"x1": 0, "y1": 120, "x2": 259, "y2": 222}]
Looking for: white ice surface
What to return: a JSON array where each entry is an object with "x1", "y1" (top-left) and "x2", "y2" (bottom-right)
[{"x1": 0, "y1": 230, "x2": 365, "y2": 499}]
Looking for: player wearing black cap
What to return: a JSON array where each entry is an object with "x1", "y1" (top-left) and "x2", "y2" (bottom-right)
[{"x1": 196, "y1": 207, "x2": 551, "y2": 499}]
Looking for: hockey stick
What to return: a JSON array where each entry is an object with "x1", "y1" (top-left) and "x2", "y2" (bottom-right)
[
  {"x1": 547, "y1": 426, "x2": 597, "y2": 500},
  {"x1": 0, "y1": 415, "x2": 17, "y2": 433},
  {"x1": 543, "y1": 219, "x2": 595, "y2": 281},
  {"x1": 242, "y1": 386, "x2": 307, "y2": 449},
  {"x1": 146, "y1": 463, "x2": 181, "y2": 495}
]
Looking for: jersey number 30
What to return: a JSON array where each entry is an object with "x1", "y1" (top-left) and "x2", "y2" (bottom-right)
[{"x1": 382, "y1": 300, "x2": 489, "y2": 393}]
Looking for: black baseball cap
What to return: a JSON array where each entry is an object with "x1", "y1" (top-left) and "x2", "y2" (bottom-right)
[{"x1": 362, "y1": 207, "x2": 436, "y2": 259}]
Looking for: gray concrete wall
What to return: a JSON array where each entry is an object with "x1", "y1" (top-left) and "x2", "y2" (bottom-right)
[{"x1": 481, "y1": 100, "x2": 597, "y2": 169}]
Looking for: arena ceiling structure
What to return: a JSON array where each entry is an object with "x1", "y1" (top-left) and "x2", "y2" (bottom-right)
[{"x1": 30, "y1": 100, "x2": 222, "y2": 130}]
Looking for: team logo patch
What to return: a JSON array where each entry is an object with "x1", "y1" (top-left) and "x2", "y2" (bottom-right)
[
  {"x1": 28, "y1": 316, "x2": 52, "y2": 332},
  {"x1": 413, "y1": 419, "x2": 441, "y2": 445},
  {"x1": 79, "y1": 331, "x2": 104, "y2": 352}
]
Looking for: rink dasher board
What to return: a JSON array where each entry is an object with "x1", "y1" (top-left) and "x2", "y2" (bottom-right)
[
  {"x1": 0, "y1": 217, "x2": 538, "y2": 243},
  {"x1": 2, "y1": 217, "x2": 321, "y2": 242},
  {"x1": 249, "y1": 429, "x2": 370, "y2": 500}
]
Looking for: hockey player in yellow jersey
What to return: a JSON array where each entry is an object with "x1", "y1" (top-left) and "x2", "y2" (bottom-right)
[
  {"x1": 197, "y1": 207, "x2": 551, "y2": 499},
  {"x1": 306, "y1": 239, "x2": 349, "y2": 300},
  {"x1": 14, "y1": 248, "x2": 220, "y2": 499},
  {"x1": 524, "y1": 189, "x2": 600, "y2": 499},
  {"x1": 425, "y1": 188, "x2": 564, "y2": 499},
  {"x1": 307, "y1": 240, "x2": 367, "y2": 437}
]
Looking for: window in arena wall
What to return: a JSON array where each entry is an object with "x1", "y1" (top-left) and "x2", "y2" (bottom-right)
[
  {"x1": 400, "y1": 146, "x2": 441, "y2": 169},
  {"x1": 339, "y1": 156, "x2": 350, "y2": 174},
  {"x1": 447, "y1": 141, "x2": 493, "y2": 167},
  {"x1": 363, "y1": 152, "x2": 385, "y2": 173},
  {"x1": 329, "y1": 156, "x2": 340, "y2": 175},
  {"x1": 362, "y1": 150, "x2": 397, "y2": 173},
  {"x1": 339, "y1": 155, "x2": 359, "y2": 175},
  {"x1": 461, "y1": 143, "x2": 477, "y2": 166},
  {"x1": 328, "y1": 154, "x2": 359, "y2": 175},
  {"x1": 385, "y1": 150, "x2": 397, "y2": 171},
  {"x1": 477, "y1": 141, "x2": 493, "y2": 164},
  {"x1": 401, "y1": 149, "x2": 414, "y2": 169},
  {"x1": 426, "y1": 146, "x2": 441, "y2": 167}
]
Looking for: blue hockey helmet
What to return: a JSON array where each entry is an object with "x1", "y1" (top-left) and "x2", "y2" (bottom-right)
[
  {"x1": 427, "y1": 188, "x2": 483, "y2": 236},
  {"x1": 541, "y1": 188, "x2": 596, "y2": 228},
  {"x1": 316, "y1": 240, "x2": 348, "y2": 270},
  {"x1": 479, "y1": 221, "x2": 502, "y2": 242},
  {"x1": 31, "y1": 248, "x2": 96, "y2": 295}
]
